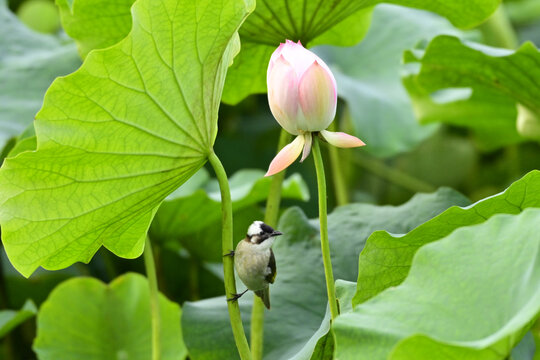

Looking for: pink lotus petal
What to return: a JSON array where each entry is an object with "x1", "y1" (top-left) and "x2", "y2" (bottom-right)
[
  {"x1": 268, "y1": 42, "x2": 285, "y2": 74},
  {"x1": 265, "y1": 135, "x2": 305, "y2": 177},
  {"x1": 298, "y1": 61, "x2": 337, "y2": 131},
  {"x1": 280, "y1": 41, "x2": 317, "y2": 77},
  {"x1": 300, "y1": 133, "x2": 312, "y2": 162},
  {"x1": 267, "y1": 55, "x2": 300, "y2": 135},
  {"x1": 320, "y1": 130, "x2": 365, "y2": 148}
]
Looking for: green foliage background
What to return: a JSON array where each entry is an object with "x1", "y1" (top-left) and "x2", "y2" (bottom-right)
[{"x1": 1, "y1": 0, "x2": 540, "y2": 359}]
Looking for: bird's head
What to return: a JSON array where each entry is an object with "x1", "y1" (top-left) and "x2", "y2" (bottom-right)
[{"x1": 247, "y1": 221, "x2": 283, "y2": 248}]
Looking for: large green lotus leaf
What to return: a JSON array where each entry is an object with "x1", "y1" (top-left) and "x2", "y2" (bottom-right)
[
  {"x1": 0, "y1": 0, "x2": 255, "y2": 277},
  {"x1": 56, "y1": 0, "x2": 136, "y2": 58},
  {"x1": 0, "y1": 0, "x2": 80, "y2": 150},
  {"x1": 149, "y1": 168, "x2": 309, "y2": 261},
  {"x1": 34, "y1": 272, "x2": 186, "y2": 360},
  {"x1": 182, "y1": 188, "x2": 468, "y2": 360},
  {"x1": 314, "y1": 5, "x2": 461, "y2": 157},
  {"x1": 222, "y1": 0, "x2": 499, "y2": 104},
  {"x1": 334, "y1": 208, "x2": 540, "y2": 360},
  {"x1": 354, "y1": 169, "x2": 540, "y2": 305},
  {"x1": 0, "y1": 299, "x2": 36, "y2": 338},
  {"x1": 403, "y1": 35, "x2": 540, "y2": 149},
  {"x1": 318, "y1": 282, "x2": 539, "y2": 360}
]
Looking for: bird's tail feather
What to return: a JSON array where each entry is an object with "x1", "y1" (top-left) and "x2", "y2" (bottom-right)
[{"x1": 255, "y1": 288, "x2": 270, "y2": 309}]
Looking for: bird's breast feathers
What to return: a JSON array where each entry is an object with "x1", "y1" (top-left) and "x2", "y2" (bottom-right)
[{"x1": 234, "y1": 241, "x2": 274, "y2": 291}]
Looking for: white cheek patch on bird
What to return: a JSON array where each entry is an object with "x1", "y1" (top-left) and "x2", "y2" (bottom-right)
[{"x1": 247, "y1": 221, "x2": 265, "y2": 237}]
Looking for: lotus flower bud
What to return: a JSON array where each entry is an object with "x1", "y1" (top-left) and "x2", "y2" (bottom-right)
[
  {"x1": 265, "y1": 40, "x2": 365, "y2": 177},
  {"x1": 267, "y1": 40, "x2": 337, "y2": 135}
]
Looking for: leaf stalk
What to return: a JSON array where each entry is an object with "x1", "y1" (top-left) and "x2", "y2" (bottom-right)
[
  {"x1": 144, "y1": 237, "x2": 161, "y2": 360},
  {"x1": 312, "y1": 137, "x2": 339, "y2": 320},
  {"x1": 208, "y1": 151, "x2": 252, "y2": 360}
]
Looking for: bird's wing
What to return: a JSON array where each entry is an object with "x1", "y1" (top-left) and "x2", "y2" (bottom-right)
[{"x1": 265, "y1": 249, "x2": 276, "y2": 284}]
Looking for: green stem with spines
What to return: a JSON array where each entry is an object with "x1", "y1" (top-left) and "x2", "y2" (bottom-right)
[
  {"x1": 144, "y1": 237, "x2": 161, "y2": 360},
  {"x1": 208, "y1": 151, "x2": 252, "y2": 360},
  {"x1": 312, "y1": 136, "x2": 339, "y2": 320},
  {"x1": 250, "y1": 129, "x2": 291, "y2": 360}
]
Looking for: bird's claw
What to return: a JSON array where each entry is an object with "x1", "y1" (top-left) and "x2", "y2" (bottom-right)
[
  {"x1": 224, "y1": 250, "x2": 235, "y2": 257},
  {"x1": 227, "y1": 289, "x2": 248, "y2": 302}
]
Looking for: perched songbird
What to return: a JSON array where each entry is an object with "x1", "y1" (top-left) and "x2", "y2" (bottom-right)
[{"x1": 228, "y1": 221, "x2": 282, "y2": 309}]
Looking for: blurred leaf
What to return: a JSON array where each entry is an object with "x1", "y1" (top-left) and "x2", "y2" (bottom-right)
[
  {"x1": 315, "y1": 5, "x2": 462, "y2": 157},
  {"x1": 334, "y1": 209, "x2": 540, "y2": 360},
  {"x1": 34, "y1": 273, "x2": 186, "y2": 359},
  {"x1": 1, "y1": 247, "x2": 85, "y2": 308},
  {"x1": 16, "y1": 0, "x2": 61, "y2": 34},
  {"x1": 308, "y1": 281, "x2": 357, "y2": 360},
  {"x1": 305, "y1": 312, "x2": 332, "y2": 360},
  {"x1": 158, "y1": 248, "x2": 225, "y2": 302},
  {"x1": 182, "y1": 188, "x2": 466, "y2": 360},
  {"x1": 506, "y1": 0, "x2": 540, "y2": 26},
  {"x1": 149, "y1": 168, "x2": 309, "y2": 261},
  {"x1": 56, "y1": 0, "x2": 136, "y2": 58},
  {"x1": 2, "y1": 122, "x2": 38, "y2": 160},
  {"x1": 0, "y1": 0, "x2": 254, "y2": 277},
  {"x1": 5, "y1": 135, "x2": 36, "y2": 159},
  {"x1": 188, "y1": 205, "x2": 265, "y2": 262},
  {"x1": 392, "y1": 130, "x2": 478, "y2": 189},
  {"x1": 222, "y1": 0, "x2": 499, "y2": 104},
  {"x1": 512, "y1": 332, "x2": 537, "y2": 360},
  {"x1": 152, "y1": 168, "x2": 308, "y2": 237},
  {"x1": 0, "y1": 0, "x2": 80, "y2": 149},
  {"x1": 403, "y1": 35, "x2": 540, "y2": 149},
  {"x1": 354, "y1": 170, "x2": 540, "y2": 305},
  {"x1": 5, "y1": 270, "x2": 78, "y2": 309},
  {"x1": 535, "y1": 322, "x2": 540, "y2": 360},
  {"x1": 0, "y1": 299, "x2": 36, "y2": 338},
  {"x1": 517, "y1": 21, "x2": 540, "y2": 48}
]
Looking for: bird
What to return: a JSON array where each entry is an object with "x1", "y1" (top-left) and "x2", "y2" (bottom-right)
[{"x1": 226, "y1": 220, "x2": 282, "y2": 309}]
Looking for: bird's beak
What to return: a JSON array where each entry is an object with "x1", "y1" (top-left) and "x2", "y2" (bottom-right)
[{"x1": 271, "y1": 231, "x2": 283, "y2": 237}]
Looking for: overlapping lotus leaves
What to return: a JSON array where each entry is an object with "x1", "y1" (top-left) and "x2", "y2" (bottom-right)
[
  {"x1": 403, "y1": 35, "x2": 540, "y2": 149},
  {"x1": 354, "y1": 170, "x2": 540, "y2": 305},
  {"x1": 335, "y1": 209, "x2": 540, "y2": 360}
]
